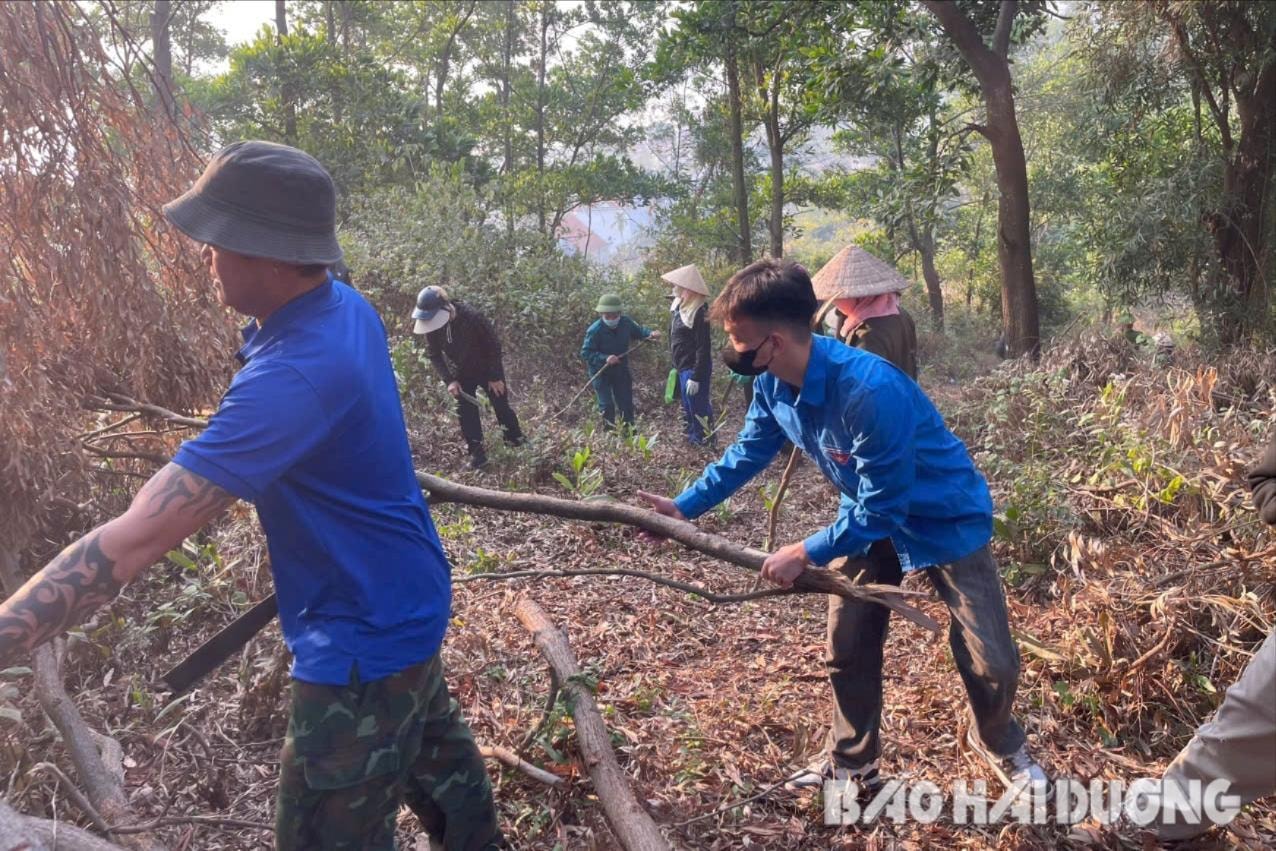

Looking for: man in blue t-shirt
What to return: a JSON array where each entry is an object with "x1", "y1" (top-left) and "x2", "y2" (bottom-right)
[
  {"x1": 638, "y1": 258, "x2": 1050, "y2": 802},
  {"x1": 0, "y1": 142, "x2": 502, "y2": 850}
]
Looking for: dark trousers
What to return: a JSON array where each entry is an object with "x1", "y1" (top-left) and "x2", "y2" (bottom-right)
[
  {"x1": 456, "y1": 377, "x2": 523, "y2": 455},
  {"x1": 592, "y1": 365, "x2": 634, "y2": 427},
  {"x1": 276, "y1": 654, "x2": 503, "y2": 850},
  {"x1": 677, "y1": 369, "x2": 713, "y2": 444},
  {"x1": 825, "y1": 541, "x2": 1026, "y2": 767}
]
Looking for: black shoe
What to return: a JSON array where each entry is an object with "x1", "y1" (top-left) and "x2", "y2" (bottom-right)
[
  {"x1": 505, "y1": 433, "x2": 526, "y2": 448},
  {"x1": 468, "y1": 451, "x2": 488, "y2": 470}
]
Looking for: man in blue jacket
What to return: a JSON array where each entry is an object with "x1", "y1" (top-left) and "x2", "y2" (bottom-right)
[
  {"x1": 639, "y1": 258, "x2": 1048, "y2": 800},
  {"x1": 0, "y1": 141, "x2": 502, "y2": 850}
]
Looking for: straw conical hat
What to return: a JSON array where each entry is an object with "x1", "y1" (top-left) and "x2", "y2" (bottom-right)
[
  {"x1": 661, "y1": 263, "x2": 710, "y2": 296},
  {"x1": 811, "y1": 246, "x2": 910, "y2": 299}
]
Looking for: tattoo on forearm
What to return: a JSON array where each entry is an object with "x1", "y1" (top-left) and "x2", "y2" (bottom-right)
[
  {"x1": 0, "y1": 532, "x2": 123, "y2": 663},
  {"x1": 143, "y1": 464, "x2": 232, "y2": 522},
  {"x1": 0, "y1": 465, "x2": 232, "y2": 666}
]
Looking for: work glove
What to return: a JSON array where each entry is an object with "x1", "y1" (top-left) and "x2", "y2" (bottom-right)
[{"x1": 685, "y1": 379, "x2": 700, "y2": 397}]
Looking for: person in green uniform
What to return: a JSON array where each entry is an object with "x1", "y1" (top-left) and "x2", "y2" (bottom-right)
[{"x1": 579, "y1": 294, "x2": 659, "y2": 428}]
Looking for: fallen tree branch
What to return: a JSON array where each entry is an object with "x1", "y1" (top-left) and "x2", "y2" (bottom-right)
[
  {"x1": 106, "y1": 814, "x2": 272, "y2": 835},
  {"x1": 515, "y1": 598, "x2": 675, "y2": 851},
  {"x1": 0, "y1": 797, "x2": 125, "y2": 851},
  {"x1": 457, "y1": 567, "x2": 793, "y2": 604},
  {"x1": 31, "y1": 643, "x2": 163, "y2": 851},
  {"x1": 420, "y1": 473, "x2": 940, "y2": 633},
  {"x1": 515, "y1": 599, "x2": 678, "y2": 851},
  {"x1": 28, "y1": 761, "x2": 112, "y2": 836},
  {"x1": 478, "y1": 745, "x2": 564, "y2": 786},
  {"x1": 85, "y1": 393, "x2": 208, "y2": 430}
]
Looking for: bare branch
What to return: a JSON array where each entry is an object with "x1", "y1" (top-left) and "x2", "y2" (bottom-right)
[
  {"x1": 418, "y1": 472, "x2": 940, "y2": 632},
  {"x1": 457, "y1": 567, "x2": 793, "y2": 605},
  {"x1": 992, "y1": 0, "x2": 1018, "y2": 59},
  {"x1": 478, "y1": 745, "x2": 564, "y2": 786}
]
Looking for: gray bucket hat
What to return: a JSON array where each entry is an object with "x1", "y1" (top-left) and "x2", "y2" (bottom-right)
[{"x1": 162, "y1": 140, "x2": 343, "y2": 265}]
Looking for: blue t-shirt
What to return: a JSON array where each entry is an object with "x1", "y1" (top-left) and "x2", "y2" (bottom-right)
[
  {"x1": 174, "y1": 278, "x2": 450, "y2": 685},
  {"x1": 674, "y1": 335, "x2": 993, "y2": 570}
]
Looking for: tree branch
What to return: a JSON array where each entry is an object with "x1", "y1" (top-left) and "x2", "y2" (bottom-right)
[
  {"x1": 921, "y1": 0, "x2": 1002, "y2": 86},
  {"x1": 992, "y1": 0, "x2": 1017, "y2": 60},
  {"x1": 515, "y1": 598, "x2": 675, "y2": 851},
  {"x1": 1160, "y1": 7, "x2": 1232, "y2": 150},
  {"x1": 457, "y1": 567, "x2": 793, "y2": 605},
  {"x1": 418, "y1": 472, "x2": 940, "y2": 632},
  {"x1": 478, "y1": 744, "x2": 563, "y2": 786}
]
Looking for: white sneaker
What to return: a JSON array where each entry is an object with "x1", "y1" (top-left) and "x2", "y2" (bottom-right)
[
  {"x1": 784, "y1": 756, "x2": 882, "y2": 794},
  {"x1": 965, "y1": 728, "x2": 1052, "y2": 800}
]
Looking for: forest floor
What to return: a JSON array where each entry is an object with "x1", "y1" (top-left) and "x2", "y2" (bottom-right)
[{"x1": 2, "y1": 329, "x2": 1274, "y2": 850}]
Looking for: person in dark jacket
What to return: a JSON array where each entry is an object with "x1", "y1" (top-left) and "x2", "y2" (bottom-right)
[
  {"x1": 1130, "y1": 435, "x2": 1276, "y2": 839},
  {"x1": 664, "y1": 264, "x2": 714, "y2": 444},
  {"x1": 413, "y1": 286, "x2": 524, "y2": 469},
  {"x1": 828, "y1": 296, "x2": 918, "y2": 380},
  {"x1": 579, "y1": 293, "x2": 659, "y2": 429},
  {"x1": 814, "y1": 245, "x2": 918, "y2": 380}
]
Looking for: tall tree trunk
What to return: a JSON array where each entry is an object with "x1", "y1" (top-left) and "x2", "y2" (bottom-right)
[
  {"x1": 535, "y1": 2, "x2": 549, "y2": 237},
  {"x1": 1210, "y1": 88, "x2": 1274, "y2": 342},
  {"x1": 765, "y1": 65, "x2": 784, "y2": 258},
  {"x1": 985, "y1": 80, "x2": 1039, "y2": 357},
  {"x1": 923, "y1": 0, "x2": 1040, "y2": 358},
  {"x1": 895, "y1": 121, "x2": 944, "y2": 329},
  {"x1": 150, "y1": 0, "x2": 174, "y2": 118},
  {"x1": 435, "y1": 2, "x2": 475, "y2": 117},
  {"x1": 501, "y1": 0, "x2": 516, "y2": 244},
  {"x1": 275, "y1": 0, "x2": 297, "y2": 145},
  {"x1": 918, "y1": 229, "x2": 944, "y2": 329},
  {"x1": 724, "y1": 36, "x2": 751, "y2": 266},
  {"x1": 339, "y1": 1, "x2": 351, "y2": 53},
  {"x1": 325, "y1": 1, "x2": 342, "y2": 124}
]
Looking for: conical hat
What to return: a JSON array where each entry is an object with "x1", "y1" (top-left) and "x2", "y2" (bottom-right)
[
  {"x1": 811, "y1": 246, "x2": 910, "y2": 299},
  {"x1": 661, "y1": 263, "x2": 710, "y2": 296}
]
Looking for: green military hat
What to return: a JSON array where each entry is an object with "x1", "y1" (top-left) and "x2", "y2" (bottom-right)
[{"x1": 595, "y1": 293, "x2": 623, "y2": 312}]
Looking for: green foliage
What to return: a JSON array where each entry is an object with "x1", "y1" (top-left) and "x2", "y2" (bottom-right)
[{"x1": 552, "y1": 446, "x2": 604, "y2": 498}]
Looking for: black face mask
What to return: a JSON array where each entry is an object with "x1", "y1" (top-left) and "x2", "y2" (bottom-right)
[{"x1": 721, "y1": 339, "x2": 771, "y2": 376}]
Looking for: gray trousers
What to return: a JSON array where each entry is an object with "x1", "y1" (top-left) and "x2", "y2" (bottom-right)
[
  {"x1": 1152, "y1": 629, "x2": 1276, "y2": 840},
  {"x1": 825, "y1": 541, "x2": 1027, "y2": 766}
]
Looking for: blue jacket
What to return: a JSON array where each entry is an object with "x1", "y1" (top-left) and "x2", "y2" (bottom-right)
[
  {"x1": 580, "y1": 316, "x2": 652, "y2": 374},
  {"x1": 674, "y1": 335, "x2": 993, "y2": 570}
]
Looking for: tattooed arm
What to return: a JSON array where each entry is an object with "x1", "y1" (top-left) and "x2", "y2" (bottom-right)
[{"x1": 0, "y1": 463, "x2": 235, "y2": 667}]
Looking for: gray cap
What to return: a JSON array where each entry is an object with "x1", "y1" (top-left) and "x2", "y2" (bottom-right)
[{"x1": 162, "y1": 140, "x2": 343, "y2": 265}]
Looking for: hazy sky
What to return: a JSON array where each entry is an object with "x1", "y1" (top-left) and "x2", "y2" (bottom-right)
[{"x1": 209, "y1": 0, "x2": 277, "y2": 48}]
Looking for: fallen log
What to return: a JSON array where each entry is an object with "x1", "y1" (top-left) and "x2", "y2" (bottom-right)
[
  {"x1": 515, "y1": 598, "x2": 675, "y2": 851},
  {"x1": 0, "y1": 797, "x2": 125, "y2": 851},
  {"x1": 419, "y1": 472, "x2": 940, "y2": 633}
]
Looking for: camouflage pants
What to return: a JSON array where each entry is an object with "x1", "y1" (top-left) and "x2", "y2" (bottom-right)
[{"x1": 276, "y1": 653, "x2": 503, "y2": 850}]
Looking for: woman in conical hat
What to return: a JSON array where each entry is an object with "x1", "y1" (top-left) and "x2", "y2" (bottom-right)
[
  {"x1": 662, "y1": 264, "x2": 714, "y2": 445},
  {"x1": 812, "y1": 246, "x2": 918, "y2": 379}
]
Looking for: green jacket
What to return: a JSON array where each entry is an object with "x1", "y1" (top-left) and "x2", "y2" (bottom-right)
[{"x1": 580, "y1": 316, "x2": 652, "y2": 374}]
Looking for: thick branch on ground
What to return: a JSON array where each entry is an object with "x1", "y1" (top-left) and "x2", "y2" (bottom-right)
[
  {"x1": 419, "y1": 473, "x2": 940, "y2": 633},
  {"x1": 0, "y1": 797, "x2": 125, "y2": 851},
  {"x1": 31, "y1": 644, "x2": 163, "y2": 851},
  {"x1": 515, "y1": 598, "x2": 675, "y2": 851}
]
